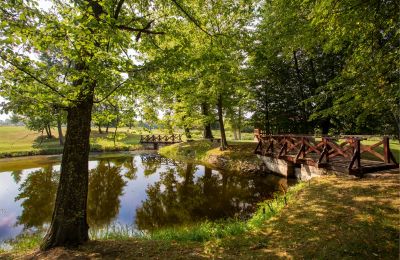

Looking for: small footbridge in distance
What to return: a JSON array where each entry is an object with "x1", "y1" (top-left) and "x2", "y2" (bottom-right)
[{"x1": 140, "y1": 134, "x2": 183, "y2": 149}]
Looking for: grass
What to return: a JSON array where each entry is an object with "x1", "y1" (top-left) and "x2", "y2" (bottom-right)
[
  {"x1": 211, "y1": 174, "x2": 400, "y2": 259},
  {"x1": 0, "y1": 126, "x2": 256, "y2": 158},
  {"x1": 0, "y1": 126, "x2": 145, "y2": 158}
]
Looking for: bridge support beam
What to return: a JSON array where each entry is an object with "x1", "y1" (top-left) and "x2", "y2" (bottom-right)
[
  {"x1": 258, "y1": 156, "x2": 296, "y2": 178},
  {"x1": 258, "y1": 155, "x2": 333, "y2": 180}
]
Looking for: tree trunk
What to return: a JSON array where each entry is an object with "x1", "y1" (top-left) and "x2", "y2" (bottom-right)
[
  {"x1": 113, "y1": 113, "x2": 119, "y2": 146},
  {"x1": 184, "y1": 127, "x2": 192, "y2": 139},
  {"x1": 105, "y1": 122, "x2": 109, "y2": 134},
  {"x1": 57, "y1": 115, "x2": 64, "y2": 146},
  {"x1": 293, "y1": 50, "x2": 308, "y2": 133},
  {"x1": 233, "y1": 128, "x2": 238, "y2": 140},
  {"x1": 98, "y1": 124, "x2": 102, "y2": 134},
  {"x1": 201, "y1": 102, "x2": 214, "y2": 139},
  {"x1": 41, "y1": 95, "x2": 93, "y2": 250},
  {"x1": 238, "y1": 107, "x2": 242, "y2": 140},
  {"x1": 217, "y1": 94, "x2": 228, "y2": 150},
  {"x1": 44, "y1": 125, "x2": 51, "y2": 139},
  {"x1": 264, "y1": 83, "x2": 270, "y2": 134}
]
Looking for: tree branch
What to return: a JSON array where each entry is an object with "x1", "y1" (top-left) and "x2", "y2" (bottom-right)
[
  {"x1": 170, "y1": 0, "x2": 212, "y2": 37},
  {"x1": 117, "y1": 23, "x2": 164, "y2": 41},
  {"x1": 94, "y1": 78, "x2": 129, "y2": 103},
  {"x1": 114, "y1": 0, "x2": 125, "y2": 19},
  {"x1": 0, "y1": 53, "x2": 67, "y2": 99}
]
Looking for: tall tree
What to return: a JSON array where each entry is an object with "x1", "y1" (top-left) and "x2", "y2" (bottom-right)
[{"x1": 0, "y1": 0, "x2": 165, "y2": 249}]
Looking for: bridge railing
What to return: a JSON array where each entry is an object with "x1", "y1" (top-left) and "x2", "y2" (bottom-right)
[
  {"x1": 140, "y1": 134, "x2": 183, "y2": 143},
  {"x1": 254, "y1": 129, "x2": 398, "y2": 174}
]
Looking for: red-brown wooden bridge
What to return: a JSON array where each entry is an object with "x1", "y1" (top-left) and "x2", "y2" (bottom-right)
[
  {"x1": 140, "y1": 134, "x2": 183, "y2": 149},
  {"x1": 254, "y1": 129, "x2": 398, "y2": 176}
]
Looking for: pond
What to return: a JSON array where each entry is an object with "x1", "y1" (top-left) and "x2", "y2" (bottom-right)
[{"x1": 0, "y1": 152, "x2": 294, "y2": 244}]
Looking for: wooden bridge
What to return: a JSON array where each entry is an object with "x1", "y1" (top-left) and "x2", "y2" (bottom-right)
[
  {"x1": 140, "y1": 134, "x2": 182, "y2": 149},
  {"x1": 254, "y1": 129, "x2": 398, "y2": 176}
]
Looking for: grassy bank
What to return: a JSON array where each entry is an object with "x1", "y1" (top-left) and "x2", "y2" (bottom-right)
[
  {"x1": 0, "y1": 126, "x2": 144, "y2": 158},
  {"x1": 159, "y1": 140, "x2": 264, "y2": 174},
  {"x1": 1, "y1": 174, "x2": 398, "y2": 259}
]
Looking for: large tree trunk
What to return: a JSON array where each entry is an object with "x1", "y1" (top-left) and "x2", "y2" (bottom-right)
[
  {"x1": 217, "y1": 94, "x2": 228, "y2": 150},
  {"x1": 57, "y1": 114, "x2": 64, "y2": 146},
  {"x1": 41, "y1": 95, "x2": 93, "y2": 250},
  {"x1": 201, "y1": 102, "x2": 214, "y2": 139}
]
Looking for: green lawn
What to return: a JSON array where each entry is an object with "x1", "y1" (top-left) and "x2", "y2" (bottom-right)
[{"x1": 0, "y1": 126, "x2": 144, "y2": 157}]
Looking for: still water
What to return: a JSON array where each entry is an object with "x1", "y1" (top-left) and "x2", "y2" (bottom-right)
[{"x1": 0, "y1": 152, "x2": 293, "y2": 243}]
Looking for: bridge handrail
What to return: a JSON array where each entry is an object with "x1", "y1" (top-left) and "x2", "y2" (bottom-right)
[
  {"x1": 254, "y1": 129, "x2": 398, "y2": 172},
  {"x1": 140, "y1": 134, "x2": 183, "y2": 143}
]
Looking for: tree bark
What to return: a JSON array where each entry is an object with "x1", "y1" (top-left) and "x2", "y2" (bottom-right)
[
  {"x1": 41, "y1": 94, "x2": 93, "y2": 250},
  {"x1": 184, "y1": 127, "x2": 192, "y2": 139},
  {"x1": 57, "y1": 113, "x2": 64, "y2": 146},
  {"x1": 217, "y1": 94, "x2": 228, "y2": 150},
  {"x1": 238, "y1": 106, "x2": 242, "y2": 140},
  {"x1": 105, "y1": 122, "x2": 109, "y2": 134},
  {"x1": 98, "y1": 124, "x2": 102, "y2": 134},
  {"x1": 293, "y1": 50, "x2": 308, "y2": 133},
  {"x1": 45, "y1": 124, "x2": 52, "y2": 138},
  {"x1": 201, "y1": 102, "x2": 213, "y2": 139}
]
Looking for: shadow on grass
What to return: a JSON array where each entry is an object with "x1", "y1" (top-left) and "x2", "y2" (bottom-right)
[{"x1": 215, "y1": 175, "x2": 399, "y2": 259}]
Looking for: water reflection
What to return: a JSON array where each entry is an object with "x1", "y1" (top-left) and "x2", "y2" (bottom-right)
[
  {"x1": 0, "y1": 153, "x2": 293, "y2": 242},
  {"x1": 135, "y1": 163, "x2": 289, "y2": 231},
  {"x1": 15, "y1": 166, "x2": 57, "y2": 229},
  {"x1": 87, "y1": 161, "x2": 126, "y2": 227}
]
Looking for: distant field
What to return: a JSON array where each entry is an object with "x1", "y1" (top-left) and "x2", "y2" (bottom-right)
[{"x1": 0, "y1": 126, "x2": 143, "y2": 156}]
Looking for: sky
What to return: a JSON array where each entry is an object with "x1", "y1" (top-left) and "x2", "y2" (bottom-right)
[{"x1": 0, "y1": 97, "x2": 9, "y2": 120}]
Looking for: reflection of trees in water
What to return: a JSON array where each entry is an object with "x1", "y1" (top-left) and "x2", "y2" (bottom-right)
[
  {"x1": 87, "y1": 159, "x2": 126, "y2": 228},
  {"x1": 15, "y1": 166, "x2": 58, "y2": 228},
  {"x1": 135, "y1": 164, "x2": 199, "y2": 230},
  {"x1": 15, "y1": 158, "x2": 130, "y2": 230},
  {"x1": 11, "y1": 170, "x2": 23, "y2": 184},
  {"x1": 136, "y1": 164, "x2": 289, "y2": 231},
  {"x1": 140, "y1": 154, "x2": 178, "y2": 176}
]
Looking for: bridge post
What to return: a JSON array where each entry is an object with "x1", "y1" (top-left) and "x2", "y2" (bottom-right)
[
  {"x1": 254, "y1": 129, "x2": 260, "y2": 141},
  {"x1": 383, "y1": 137, "x2": 390, "y2": 163}
]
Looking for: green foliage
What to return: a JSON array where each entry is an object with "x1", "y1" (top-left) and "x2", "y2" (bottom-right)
[{"x1": 250, "y1": 0, "x2": 399, "y2": 135}]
